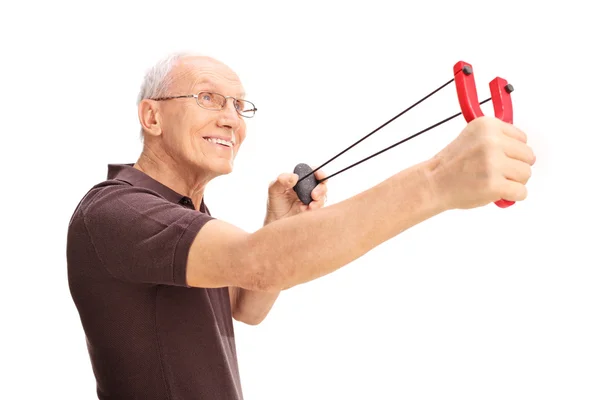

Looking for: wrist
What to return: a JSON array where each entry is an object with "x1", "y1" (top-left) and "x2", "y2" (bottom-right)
[
  {"x1": 263, "y1": 213, "x2": 277, "y2": 226},
  {"x1": 418, "y1": 157, "x2": 451, "y2": 214}
]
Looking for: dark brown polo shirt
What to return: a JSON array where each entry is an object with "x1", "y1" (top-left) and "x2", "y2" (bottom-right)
[{"x1": 67, "y1": 164, "x2": 243, "y2": 400}]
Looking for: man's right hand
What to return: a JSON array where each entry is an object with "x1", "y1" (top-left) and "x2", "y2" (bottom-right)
[{"x1": 427, "y1": 116, "x2": 537, "y2": 210}]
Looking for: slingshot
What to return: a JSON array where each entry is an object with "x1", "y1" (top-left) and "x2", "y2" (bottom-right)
[{"x1": 293, "y1": 61, "x2": 515, "y2": 209}]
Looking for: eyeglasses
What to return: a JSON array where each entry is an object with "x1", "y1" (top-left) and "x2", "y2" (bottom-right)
[{"x1": 151, "y1": 91, "x2": 257, "y2": 118}]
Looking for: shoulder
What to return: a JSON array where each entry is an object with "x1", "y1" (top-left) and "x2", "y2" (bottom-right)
[
  {"x1": 68, "y1": 178, "x2": 209, "y2": 241},
  {"x1": 69, "y1": 179, "x2": 154, "y2": 223},
  {"x1": 67, "y1": 180, "x2": 214, "y2": 265},
  {"x1": 67, "y1": 178, "x2": 215, "y2": 285}
]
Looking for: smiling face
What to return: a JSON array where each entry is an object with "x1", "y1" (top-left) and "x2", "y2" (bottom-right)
[{"x1": 139, "y1": 56, "x2": 248, "y2": 178}]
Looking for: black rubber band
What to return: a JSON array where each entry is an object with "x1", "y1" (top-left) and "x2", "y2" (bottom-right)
[
  {"x1": 297, "y1": 75, "x2": 459, "y2": 184},
  {"x1": 317, "y1": 97, "x2": 491, "y2": 182}
]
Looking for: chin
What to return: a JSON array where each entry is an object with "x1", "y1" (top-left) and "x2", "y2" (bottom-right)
[{"x1": 208, "y1": 159, "x2": 234, "y2": 176}]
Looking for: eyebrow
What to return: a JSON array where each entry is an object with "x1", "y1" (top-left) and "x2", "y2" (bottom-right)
[{"x1": 195, "y1": 79, "x2": 246, "y2": 98}]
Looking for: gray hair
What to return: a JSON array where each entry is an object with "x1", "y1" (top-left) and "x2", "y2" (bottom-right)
[{"x1": 136, "y1": 51, "x2": 202, "y2": 140}]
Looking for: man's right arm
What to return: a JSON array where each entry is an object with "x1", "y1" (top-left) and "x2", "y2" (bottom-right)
[{"x1": 186, "y1": 117, "x2": 536, "y2": 292}]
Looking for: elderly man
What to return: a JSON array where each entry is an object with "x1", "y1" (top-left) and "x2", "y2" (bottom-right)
[{"x1": 67, "y1": 53, "x2": 535, "y2": 399}]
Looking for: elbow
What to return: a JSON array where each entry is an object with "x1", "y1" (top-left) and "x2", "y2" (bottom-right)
[
  {"x1": 243, "y1": 260, "x2": 289, "y2": 293},
  {"x1": 232, "y1": 309, "x2": 267, "y2": 326},
  {"x1": 239, "y1": 238, "x2": 293, "y2": 293}
]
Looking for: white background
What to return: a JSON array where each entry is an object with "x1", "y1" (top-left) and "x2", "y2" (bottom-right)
[{"x1": 1, "y1": 1, "x2": 599, "y2": 399}]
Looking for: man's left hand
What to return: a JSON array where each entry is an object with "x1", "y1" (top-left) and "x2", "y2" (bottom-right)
[
  {"x1": 264, "y1": 167, "x2": 328, "y2": 224},
  {"x1": 231, "y1": 168, "x2": 328, "y2": 325}
]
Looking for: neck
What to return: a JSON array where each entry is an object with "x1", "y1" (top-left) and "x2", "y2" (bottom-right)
[{"x1": 134, "y1": 146, "x2": 210, "y2": 211}]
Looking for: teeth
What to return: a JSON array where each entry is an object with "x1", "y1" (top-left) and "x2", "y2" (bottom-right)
[{"x1": 205, "y1": 137, "x2": 233, "y2": 147}]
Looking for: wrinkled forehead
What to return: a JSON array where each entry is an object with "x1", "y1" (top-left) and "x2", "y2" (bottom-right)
[{"x1": 171, "y1": 57, "x2": 246, "y2": 98}]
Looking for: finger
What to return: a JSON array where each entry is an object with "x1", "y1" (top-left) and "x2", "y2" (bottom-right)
[
  {"x1": 311, "y1": 181, "x2": 328, "y2": 201},
  {"x1": 269, "y1": 173, "x2": 298, "y2": 194},
  {"x1": 308, "y1": 196, "x2": 326, "y2": 210},
  {"x1": 502, "y1": 157, "x2": 532, "y2": 184},
  {"x1": 278, "y1": 172, "x2": 298, "y2": 188},
  {"x1": 502, "y1": 137, "x2": 536, "y2": 165},
  {"x1": 498, "y1": 179, "x2": 528, "y2": 202},
  {"x1": 298, "y1": 202, "x2": 309, "y2": 212},
  {"x1": 501, "y1": 122, "x2": 528, "y2": 143},
  {"x1": 311, "y1": 165, "x2": 328, "y2": 183}
]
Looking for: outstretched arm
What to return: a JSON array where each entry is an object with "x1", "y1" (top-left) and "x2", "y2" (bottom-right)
[{"x1": 186, "y1": 118, "x2": 535, "y2": 324}]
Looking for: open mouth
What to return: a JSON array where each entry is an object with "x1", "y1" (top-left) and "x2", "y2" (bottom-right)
[{"x1": 203, "y1": 137, "x2": 234, "y2": 148}]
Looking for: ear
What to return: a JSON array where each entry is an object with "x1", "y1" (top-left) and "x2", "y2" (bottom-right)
[{"x1": 138, "y1": 99, "x2": 162, "y2": 137}]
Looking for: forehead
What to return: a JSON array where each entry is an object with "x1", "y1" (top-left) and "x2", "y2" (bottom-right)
[{"x1": 171, "y1": 57, "x2": 246, "y2": 98}]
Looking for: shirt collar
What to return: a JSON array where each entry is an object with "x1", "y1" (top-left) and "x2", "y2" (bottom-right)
[{"x1": 107, "y1": 163, "x2": 206, "y2": 211}]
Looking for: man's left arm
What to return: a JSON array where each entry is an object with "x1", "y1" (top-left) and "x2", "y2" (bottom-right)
[
  {"x1": 229, "y1": 169, "x2": 328, "y2": 325},
  {"x1": 229, "y1": 284, "x2": 280, "y2": 325}
]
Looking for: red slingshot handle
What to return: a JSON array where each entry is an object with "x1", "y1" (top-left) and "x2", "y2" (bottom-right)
[{"x1": 454, "y1": 61, "x2": 515, "y2": 208}]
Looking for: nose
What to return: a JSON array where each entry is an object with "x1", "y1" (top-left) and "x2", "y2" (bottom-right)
[{"x1": 217, "y1": 98, "x2": 241, "y2": 130}]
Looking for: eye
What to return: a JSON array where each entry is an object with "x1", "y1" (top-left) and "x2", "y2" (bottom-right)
[{"x1": 198, "y1": 92, "x2": 223, "y2": 109}]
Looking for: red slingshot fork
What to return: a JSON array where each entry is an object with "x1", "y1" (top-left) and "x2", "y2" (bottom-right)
[{"x1": 454, "y1": 61, "x2": 515, "y2": 208}]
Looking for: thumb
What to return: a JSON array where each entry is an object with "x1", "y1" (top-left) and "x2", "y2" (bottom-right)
[{"x1": 269, "y1": 172, "x2": 298, "y2": 194}]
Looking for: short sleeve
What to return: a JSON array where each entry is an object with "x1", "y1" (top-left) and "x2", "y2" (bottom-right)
[{"x1": 81, "y1": 184, "x2": 214, "y2": 286}]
